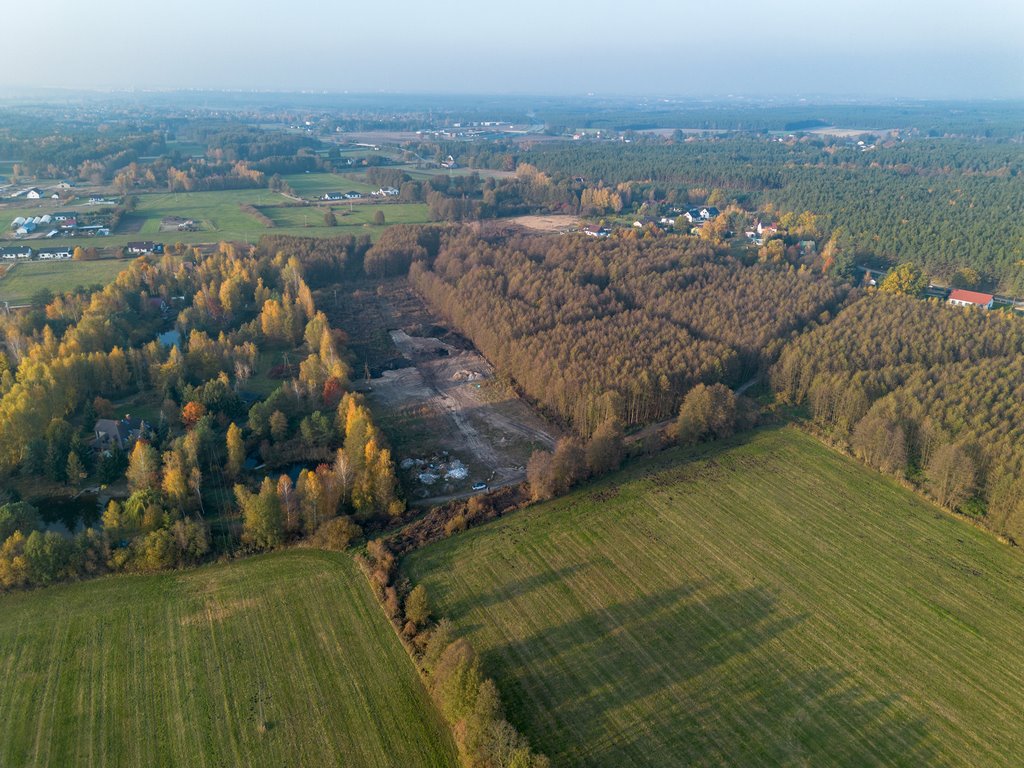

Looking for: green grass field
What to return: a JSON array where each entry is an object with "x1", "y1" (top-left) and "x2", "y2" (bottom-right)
[
  {"x1": 263, "y1": 201, "x2": 429, "y2": 229},
  {"x1": 0, "y1": 550, "x2": 456, "y2": 768},
  {"x1": 0, "y1": 259, "x2": 134, "y2": 304},
  {"x1": 407, "y1": 428, "x2": 1024, "y2": 767},
  {"x1": 281, "y1": 172, "x2": 377, "y2": 198},
  {"x1": 1, "y1": 188, "x2": 429, "y2": 250}
]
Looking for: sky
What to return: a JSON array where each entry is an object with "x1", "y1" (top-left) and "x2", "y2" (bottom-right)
[{"x1": 14, "y1": 0, "x2": 1024, "y2": 99}]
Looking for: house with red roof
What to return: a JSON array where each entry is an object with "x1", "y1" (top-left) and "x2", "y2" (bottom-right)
[{"x1": 947, "y1": 289, "x2": 994, "y2": 309}]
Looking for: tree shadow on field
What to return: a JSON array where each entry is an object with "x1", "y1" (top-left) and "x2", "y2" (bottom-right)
[
  {"x1": 444, "y1": 562, "x2": 593, "y2": 617},
  {"x1": 487, "y1": 579, "x2": 948, "y2": 768}
]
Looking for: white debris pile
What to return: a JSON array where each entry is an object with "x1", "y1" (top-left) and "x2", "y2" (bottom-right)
[
  {"x1": 405, "y1": 453, "x2": 472, "y2": 485},
  {"x1": 452, "y1": 369, "x2": 484, "y2": 382},
  {"x1": 444, "y1": 460, "x2": 469, "y2": 481}
]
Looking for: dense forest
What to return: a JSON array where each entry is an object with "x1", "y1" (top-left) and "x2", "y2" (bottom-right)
[
  {"x1": 409, "y1": 230, "x2": 847, "y2": 434},
  {"x1": 772, "y1": 292, "x2": 1024, "y2": 539}
]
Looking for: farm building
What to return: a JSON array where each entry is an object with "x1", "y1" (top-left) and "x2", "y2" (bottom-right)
[
  {"x1": 25, "y1": 188, "x2": 44, "y2": 199},
  {"x1": 0, "y1": 246, "x2": 33, "y2": 260},
  {"x1": 11, "y1": 216, "x2": 25, "y2": 228},
  {"x1": 36, "y1": 247, "x2": 73, "y2": 260},
  {"x1": 343, "y1": 191, "x2": 363, "y2": 199},
  {"x1": 126, "y1": 241, "x2": 163, "y2": 255},
  {"x1": 322, "y1": 192, "x2": 344, "y2": 201},
  {"x1": 947, "y1": 289, "x2": 994, "y2": 309},
  {"x1": 53, "y1": 212, "x2": 76, "y2": 222}
]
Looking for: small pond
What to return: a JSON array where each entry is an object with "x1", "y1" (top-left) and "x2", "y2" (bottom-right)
[
  {"x1": 35, "y1": 494, "x2": 101, "y2": 534},
  {"x1": 157, "y1": 329, "x2": 181, "y2": 348}
]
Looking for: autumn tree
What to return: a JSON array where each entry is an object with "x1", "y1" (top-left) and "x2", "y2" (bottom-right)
[
  {"x1": 269, "y1": 410, "x2": 289, "y2": 443},
  {"x1": 926, "y1": 444, "x2": 976, "y2": 509},
  {"x1": 237, "y1": 476, "x2": 284, "y2": 549},
  {"x1": 674, "y1": 383, "x2": 736, "y2": 445},
  {"x1": 161, "y1": 451, "x2": 190, "y2": 506},
  {"x1": 880, "y1": 263, "x2": 927, "y2": 296},
  {"x1": 527, "y1": 450, "x2": 556, "y2": 501},
  {"x1": 126, "y1": 441, "x2": 161, "y2": 492},
  {"x1": 226, "y1": 422, "x2": 244, "y2": 480},
  {"x1": 585, "y1": 418, "x2": 624, "y2": 475},
  {"x1": 181, "y1": 401, "x2": 207, "y2": 428},
  {"x1": 405, "y1": 584, "x2": 430, "y2": 627}
]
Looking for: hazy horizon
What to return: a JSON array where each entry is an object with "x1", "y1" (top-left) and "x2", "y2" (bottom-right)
[{"x1": 12, "y1": 0, "x2": 1024, "y2": 99}]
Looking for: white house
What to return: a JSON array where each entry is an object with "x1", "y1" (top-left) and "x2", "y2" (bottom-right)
[
  {"x1": 37, "y1": 247, "x2": 73, "y2": 260},
  {"x1": 947, "y1": 289, "x2": 994, "y2": 310},
  {"x1": 25, "y1": 188, "x2": 43, "y2": 199},
  {"x1": 683, "y1": 206, "x2": 720, "y2": 224}
]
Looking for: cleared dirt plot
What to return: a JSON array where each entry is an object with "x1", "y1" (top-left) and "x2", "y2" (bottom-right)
[
  {"x1": 407, "y1": 428, "x2": 1024, "y2": 767},
  {"x1": 323, "y1": 278, "x2": 559, "y2": 500},
  {"x1": 507, "y1": 213, "x2": 582, "y2": 233},
  {"x1": 373, "y1": 329, "x2": 558, "y2": 497},
  {"x1": 0, "y1": 550, "x2": 457, "y2": 768}
]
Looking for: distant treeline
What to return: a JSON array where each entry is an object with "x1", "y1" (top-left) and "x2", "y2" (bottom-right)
[{"x1": 513, "y1": 138, "x2": 1024, "y2": 286}]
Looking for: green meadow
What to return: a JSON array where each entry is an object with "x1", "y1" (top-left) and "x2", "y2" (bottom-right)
[
  {"x1": 0, "y1": 550, "x2": 457, "y2": 768},
  {"x1": 407, "y1": 428, "x2": 1024, "y2": 767}
]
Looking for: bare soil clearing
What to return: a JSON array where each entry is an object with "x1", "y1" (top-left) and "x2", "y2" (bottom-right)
[
  {"x1": 323, "y1": 278, "x2": 559, "y2": 500},
  {"x1": 507, "y1": 214, "x2": 581, "y2": 233}
]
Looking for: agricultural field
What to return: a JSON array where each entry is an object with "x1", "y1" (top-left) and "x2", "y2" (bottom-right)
[
  {"x1": 261, "y1": 201, "x2": 429, "y2": 229},
  {"x1": 0, "y1": 259, "x2": 135, "y2": 304},
  {"x1": 407, "y1": 428, "x2": 1024, "y2": 767},
  {"x1": 280, "y1": 172, "x2": 377, "y2": 199},
  {"x1": 0, "y1": 187, "x2": 431, "y2": 251},
  {"x1": 0, "y1": 550, "x2": 456, "y2": 768}
]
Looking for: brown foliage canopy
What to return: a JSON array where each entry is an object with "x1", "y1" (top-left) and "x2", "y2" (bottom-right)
[{"x1": 411, "y1": 230, "x2": 845, "y2": 433}]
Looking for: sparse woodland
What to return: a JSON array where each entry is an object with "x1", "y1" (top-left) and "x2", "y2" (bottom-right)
[{"x1": 0, "y1": 239, "x2": 401, "y2": 589}]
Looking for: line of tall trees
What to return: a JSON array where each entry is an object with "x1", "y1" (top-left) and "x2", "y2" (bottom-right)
[{"x1": 773, "y1": 292, "x2": 1024, "y2": 539}]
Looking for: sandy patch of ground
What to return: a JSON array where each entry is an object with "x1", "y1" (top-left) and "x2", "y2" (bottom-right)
[
  {"x1": 368, "y1": 329, "x2": 559, "y2": 500},
  {"x1": 507, "y1": 214, "x2": 582, "y2": 233},
  {"x1": 802, "y1": 127, "x2": 896, "y2": 138}
]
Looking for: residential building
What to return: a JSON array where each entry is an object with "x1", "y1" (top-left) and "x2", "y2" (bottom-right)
[
  {"x1": 947, "y1": 289, "x2": 994, "y2": 309},
  {"x1": 94, "y1": 417, "x2": 150, "y2": 451},
  {"x1": 0, "y1": 246, "x2": 32, "y2": 260}
]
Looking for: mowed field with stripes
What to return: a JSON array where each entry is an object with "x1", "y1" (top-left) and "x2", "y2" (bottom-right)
[
  {"x1": 0, "y1": 550, "x2": 456, "y2": 768},
  {"x1": 407, "y1": 427, "x2": 1024, "y2": 767}
]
